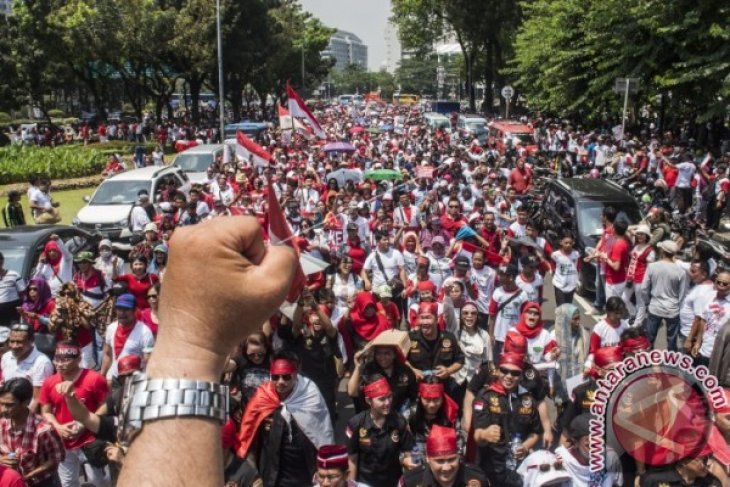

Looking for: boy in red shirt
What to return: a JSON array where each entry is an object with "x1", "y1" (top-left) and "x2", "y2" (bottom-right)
[{"x1": 602, "y1": 220, "x2": 631, "y2": 299}]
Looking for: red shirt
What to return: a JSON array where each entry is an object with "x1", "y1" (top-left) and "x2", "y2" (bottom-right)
[
  {"x1": 116, "y1": 273, "x2": 159, "y2": 309},
  {"x1": 605, "y1": 237, "x2": 630, "y2": 285},
  {"x1": 508, "y1": 167, "x2": 532, "y2": 194},
  {"x1": 39, "y1": 370, "x2": 109, "y2": 450},
  {"x1": 0, "y1": 465, "x2": 25, "y2": 487}
]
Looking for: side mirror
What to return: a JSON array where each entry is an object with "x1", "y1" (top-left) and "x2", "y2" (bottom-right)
[{"x1": 82, "y1": 195, "x2": 91, "y2": 203}]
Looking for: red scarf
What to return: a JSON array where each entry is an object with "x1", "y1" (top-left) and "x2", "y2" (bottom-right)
[
  {"x1": 114, "y1": 323, "x2": 135, "y2": 357},
  {"x1": 514, "y1": 301, "x2": 544, "y2": 339},
  {"x1": 236, "y1": 382, "x2": 281, "y2": 458},
  {"x1": 349, "y1": 292, "x2": 390, "y2": 341}
]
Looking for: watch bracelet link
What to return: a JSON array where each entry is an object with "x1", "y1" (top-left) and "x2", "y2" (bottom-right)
[{"x1": 126, "y1": 374, "x2": 229, "y2": 425}]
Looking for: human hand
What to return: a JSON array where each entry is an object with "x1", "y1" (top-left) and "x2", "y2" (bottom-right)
[
  {"x1": 434, "y1": 365, "x2": 449, "y2": 379},
  {"x1": 147, "y1": 216, "x2": 297, "y2": 382},
  {"x1": 543, "y1": 429, "x2": 554, "y2": 448},
  {"x1": 514, "y1": 444, "x2": 527, "y2": 461},
  {"x1": 49, "y1": 234, "x2": 59, "y2": 241},
  {"x1": 55, "y1": 381, "x2": 75, "y2": 397},
  {"x1": 55, "y1": 423, "x2": 77, "y2": 440},
  {"x1": 478, "y1": 425, "x2": 501, "y2": 444},
  {"x1": 105, "y1": 445, "x2": 125, "y2": 465},
  {"x1": 0, "y1": 456, "x2": 17, "y2": 469}
]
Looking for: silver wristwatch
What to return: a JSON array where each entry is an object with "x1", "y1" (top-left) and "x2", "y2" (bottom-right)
[{"x1": 118, "y1": 371, "x2": 229, "y2": 446}]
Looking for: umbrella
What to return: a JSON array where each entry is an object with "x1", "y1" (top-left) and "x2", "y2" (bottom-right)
[
  {"x1": 323, "y1": 142, "x2": 356, "y2": 153},
  {"x1": 349, "y1": 126, "x2": 365, "y2": 135},
  {"x1": 379, "y1": 124, "x2": 394, "y2": 132},
  {"x1": 325, "y1": 168, "x2": 363, "y2": 187},
  {"x1": 363, "y1": 169, "x2": 403, "y2": 181},
  {"x1": 366, "y1": 127, "x2": 382, "y2": 135}
]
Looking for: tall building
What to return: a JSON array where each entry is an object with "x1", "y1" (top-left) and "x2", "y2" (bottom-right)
[
  {"x1": 0, "y1": 0, "x2": 12, "y2": 16},
  {"x1": 383, "y1": 22, "x2": 401, "y2": 74},
  {"x1": 322, "y1": 30, "x2": 368, "y2": 70}
]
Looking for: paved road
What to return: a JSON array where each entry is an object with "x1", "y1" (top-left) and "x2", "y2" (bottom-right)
[{"x1": 332, "y1": 272, "x2": 668, "y2": 443}]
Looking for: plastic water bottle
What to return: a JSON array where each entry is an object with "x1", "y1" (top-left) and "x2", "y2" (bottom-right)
[
  {"x1": 506, "y1": 433, "x2": 522, "y2": 470},
  {"x1": 411, "y1": 444, "x2": 423, "y2": 466}
]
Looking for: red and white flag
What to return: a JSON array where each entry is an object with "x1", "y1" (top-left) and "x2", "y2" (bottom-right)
[
  {"x1": 236, "y1": 130, "x2": 273, "y2": 167},
  {"x1": 267, "y1": 180, "x2": 306, "y2": 303},
  {"x1": 286, "y1": 82, "x2": 326, "y2": 139},
  {"x1": 278, "y1": 104, "x2": 293, "y2": 130}
]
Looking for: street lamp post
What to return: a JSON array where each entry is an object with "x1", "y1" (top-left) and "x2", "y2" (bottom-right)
[{"x1": 216, "y1": 0, "x2": 225, "y2": 141}]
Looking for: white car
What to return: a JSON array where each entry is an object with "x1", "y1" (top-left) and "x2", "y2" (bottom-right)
[
  {"x1": 173, "y1": 144, "x2": 223, "y2": 184},
  {"x1": 73, "y1": 166, "x2": 190, "y2": 242}
]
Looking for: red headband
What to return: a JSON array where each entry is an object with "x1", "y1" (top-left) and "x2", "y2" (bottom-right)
[
  {"x1": 621, "y1": 336, "x2": 651, "y2": 354},
  {"x1": 317, "y1": 444, "x2": 349, "y2": 469},
  {"x1": 362, "y1": 377, "x2": 391, "y2": 399},
  {"x1": 418, "y1": 302, "x2": 438, "y2": 317},
  {"x1": 426, "y1": 424, "x2": 458, "y2": 458},
  {"x1": 419, "y1": 382, "x2": 444, "y2": 399},
  {"x1": 594, "y1": 346, "x2": 624, "y2": 368},
  {"x1": 54, "y1": 344, "x2": 80, "y2": 359},
  {"x1": 504, "y1": 331, "x2": 528, "y2": 355},
  {"x1": 270, "y1": 359, "x2": 297, "y2": 375},
  {"x1": 499, "y1": 352, "x2": 525, "y2": 371}
]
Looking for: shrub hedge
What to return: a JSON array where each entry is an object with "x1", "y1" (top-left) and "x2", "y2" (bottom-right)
[{"x1": 0, "y1": 145, "x2": 109, "y2": 184}]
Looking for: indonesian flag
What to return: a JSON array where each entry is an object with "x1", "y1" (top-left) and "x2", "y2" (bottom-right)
[
  {"x1": 235, "y1": 130, "x2": 273, "y2": 167},
  {"x1": 267, "y1": 180, "x2": 306, "y2": 303},
  {"x1": 286, "y1": 82, "x2": 326, "y2": 139},
  {"x1": 278, "y1": 104, "x2": 315, "y2": 139}
]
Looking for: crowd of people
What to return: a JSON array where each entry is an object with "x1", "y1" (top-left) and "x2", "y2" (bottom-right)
[{"x1": 1, "y1": 101, "x2": 730, "y2": 487}]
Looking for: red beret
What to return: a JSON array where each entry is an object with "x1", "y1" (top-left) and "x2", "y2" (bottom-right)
[
  {"x1": 504, "y1": 331, "x2": 528, "y2": 356},
  {"x1": 426, "y1": 425, "x2": 458, "y2": 458},
  {"x1": 499, "y1": 352, "x2": 525, "y2": 371},
  {"x1": 418, "y1": 302, "x2": 438, "y2": 317},
  {"x1": 317, "y1": 444, "x2": 349, "y2": 470},
  {"x1": 594, "y1": 346, "x2": 624, "y2": 368},
  {"x1": 621, "y1": 336, "x2": 651, "y2": 354}
]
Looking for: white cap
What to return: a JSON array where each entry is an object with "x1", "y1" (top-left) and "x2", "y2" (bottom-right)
[{"x1": 98, "y1": 239, "x2": 112, "y2": 249}]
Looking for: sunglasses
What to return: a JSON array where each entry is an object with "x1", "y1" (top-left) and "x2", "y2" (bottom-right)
[
  {"x1": 527, "y1": 460, "x2": 565, "y2": 472},
  {"x1": 271, "y1": 374, "x2": 292, "y2": 382},
  {"x1": 499, "y1": 367, "x2": 522, "y2": 377},
  {"x1": 716, "y1": 280, "x2": 730, "y2": 287},
  {"x1": 247, "y1": 352, "x2": 265, "y2": 358}
]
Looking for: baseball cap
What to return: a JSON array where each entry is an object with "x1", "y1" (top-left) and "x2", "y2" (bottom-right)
[
  {"x1": 454, "y1": 255, "x2": 470, "y2": 268},
  {"x1": 500, "y1": 264, "x2": 519, "y2": 277},
  {"x1": 520, "y1": 254, "x2": 539, "y2": 267},
  {"x1": 346, "y1": 222, "x2": 358, "y2": 231},
  {"x1": 115, "y1": 293, "x2": 136, "y2": 310},
  {"x1": 98, "y1": 239, "x2": 112, "y2": 250},
  {"x1": 348, "y1": 201, "x2": 358, "y2": 209},
  {"x1": 431, "y1": 236, "x2": 446, "y2": 247},
  {"x1": 73, "y1": 251, "x2": 95, "y2": 263},
  {"x1": 657, "y1": 240, "x2": 679, "y2": 255},
  {"x1": 144, "y1": 223, "x2": 158, "y2": 233}
]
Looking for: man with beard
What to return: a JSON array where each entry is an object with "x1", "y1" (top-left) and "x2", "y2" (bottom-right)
[
  {"x1": 236, "y1": 352, "x2": 334, "y2": 487},
  {"x1": 401, "y1": 425, "x2": 487, "y2": 487}
]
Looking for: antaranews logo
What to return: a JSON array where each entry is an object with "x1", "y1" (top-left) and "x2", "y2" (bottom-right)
[{"x1": 588, "y1": 350, "x2": 727, "y2": 472}]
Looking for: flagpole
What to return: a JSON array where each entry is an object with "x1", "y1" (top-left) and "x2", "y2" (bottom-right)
[{"x1": 216, "y1": 0, "x2": 225, "y2": 143}]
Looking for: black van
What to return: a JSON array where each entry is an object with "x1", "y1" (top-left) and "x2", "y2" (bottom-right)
[{"x1": 538, "y1": 178, "x2": 643, "y2": 295}]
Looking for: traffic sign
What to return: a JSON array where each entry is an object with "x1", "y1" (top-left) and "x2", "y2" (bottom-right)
[
  {"x1": 501, "y1": 85, "x2": 514, "y2": 100},
  {"x1": 614, "y1": 78, "x2": 639, "y2": 94}
]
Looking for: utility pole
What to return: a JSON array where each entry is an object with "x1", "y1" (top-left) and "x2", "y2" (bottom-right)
[{"x1": 216, "y1": 0, "x2": 225, "y2": 139}]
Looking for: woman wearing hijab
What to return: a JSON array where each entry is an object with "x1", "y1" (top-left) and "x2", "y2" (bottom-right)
[
  {"x1": 19, "y1": 277, "x2": 55, "y2": 332},
  {"x1": 33, "y1": 235, "x2": 73, "y2": 296},
  {"x1": 147, "y1": 244, "x2": 168, "y2": 280},
  {"x1": 553, "y1": 303, "x2": 588, "y2": 386},
  {"x1": 338, "y1": 291, "x2": 391, "y2": 364}
]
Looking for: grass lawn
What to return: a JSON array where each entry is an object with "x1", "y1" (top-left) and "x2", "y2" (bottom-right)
[{"x1": 2, "y1": 187, "x2": 92, "y2": 226}]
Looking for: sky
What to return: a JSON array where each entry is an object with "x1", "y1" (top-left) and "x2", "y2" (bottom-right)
[{"x1": 299, "y1": 0, "x2": 392, "y2": 71}]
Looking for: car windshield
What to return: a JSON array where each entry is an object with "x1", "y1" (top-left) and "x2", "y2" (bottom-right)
[
  {"x1": 174, "y1": 153, "x2": 214, "y2": 172},
  {"x1": 577, "y1": 201, "x2": 642, "y2": 238},
  {"x1": 0, "y1": 246, "x2": 26, "y2": 274},
  {"x1": 466, "y1": 121, "x2": 486, "y2": 131},
  {"x1": 90, "y1": 180, "x2": 150, "y2": 205},
  {"x1": 512, "y1": 133, "x2": 535, "y2": 144}
]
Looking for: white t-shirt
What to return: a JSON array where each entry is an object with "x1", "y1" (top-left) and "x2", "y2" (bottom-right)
[
  {"x1": 516, "y1": 273, "x2": 543, "y2": 303},
  {"x1": 0, "y1": 270, "x2": 26, "y2": 303},
  {"x1": 469, "y1": 266, "x2": 496, "y2": 314},
  {"x1": 489, "y1": 287, "x2": 527, "y2": 342},
  {"x1": 1, "y1": 348, "x2": 54, "y2": 386},
  {"x1": 699, "y1": 294, "x2": 730, "y2": 358},
  {"x1": 552, "y1": 250, "x2": 580, "y2": 292},
  {"x1": 105, "y1": 321, "x2": 155, "y2": 379},
  {"x1": 675, "y1": 162, "x2": 696, "y2": 188},
  {"x1": 130, "y1": 206, "x2": 151, "y2": 232},
  {"x1": 29, "y1": 190, "x2": 53, "y2": 218},
  {"x1": 679, "y1": 282, "x2": 714, "y2": 336},
  {"x1": 364, "y1": 248, "x2": 405, "y2": 292},
  {"x1": 453, "y1": 328, "x2": 491, "y2": 384}
]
